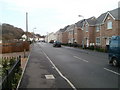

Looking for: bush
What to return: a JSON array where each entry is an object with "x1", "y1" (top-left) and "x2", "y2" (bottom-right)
[
  {"x1": 88, "y1": 45, "x2": 94, "y2": 50},
  {"x1": 94, "y1": 46, "x2": 105, "y2": 52}
]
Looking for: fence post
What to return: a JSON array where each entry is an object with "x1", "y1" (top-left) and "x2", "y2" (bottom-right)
[
  {"x1": 24, "y1": 49, "x2": 26, "y2": 58},
  {"x1": 19, "y1": 56, "x2": 21, "y2": 67}
]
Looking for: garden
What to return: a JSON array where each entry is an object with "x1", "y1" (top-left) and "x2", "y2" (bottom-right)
[{"x1": 0, "y1": 56, "x2": 22, "y2": 89}]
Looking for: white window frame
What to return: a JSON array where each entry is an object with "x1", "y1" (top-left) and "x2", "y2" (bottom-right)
[
  {"x1": 107, "y1": 20, "x2": 112, "y2": 29},
  {"x1": 96, "y1": 25, "x2": 100, "y2": 32},
  {"x1": 96, "y1": 37, "x2": 101, "y2": 45}
]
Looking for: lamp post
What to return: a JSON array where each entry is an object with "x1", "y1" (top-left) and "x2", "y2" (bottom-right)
[
  {"x1": 33, "y1": 27, "x2": 36, "y2": 42},
  {"x1": 78, "y1": 15, "x2": 85, "y2": 49}
]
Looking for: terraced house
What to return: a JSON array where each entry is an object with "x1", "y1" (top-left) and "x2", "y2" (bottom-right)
[
  {"x1": 49, "y1": 8, "x2": 120, "y2": 51},
  {"x1": 95, "y1": 8, "x2": 120, "y2": 50},
  {"x1": 74, "y1": 19, "x2": 85, "y2": 46},
  {"x1": 82, "y1": 16, "x2": 96, "y2": 48},
  {"x1": 73, "y1": 8, "x2": 119, "y2": 50}
]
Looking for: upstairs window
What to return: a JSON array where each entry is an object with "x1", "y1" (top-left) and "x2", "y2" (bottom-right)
[
  {"x1": 96, "y1": 26, "x2": 100, "y2": 32},
  {"x1": 107, "y1": 20, "x2": 112, "y2": 29}
]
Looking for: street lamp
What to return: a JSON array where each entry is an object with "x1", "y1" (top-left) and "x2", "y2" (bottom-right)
[
  {"x1": 78, "y1": 15, "x2": 85, "y2": 49},
  {"x1": 33, "y1": 27, "x2": 36, "y2": 42}
]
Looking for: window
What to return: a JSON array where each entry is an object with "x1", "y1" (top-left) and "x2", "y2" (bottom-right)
[
  {"x1": 69, "y1": 31, "x2": 72, "y2": 34},
  {"x1": 107, "y1": 20, "x2": 112, "y2": 29},
  {"x1": 96, "y1": 26, "x2": 100, "y2": 32},
  {"x1": 96, "y1": 37, "x2": 100, "y2": 45}
]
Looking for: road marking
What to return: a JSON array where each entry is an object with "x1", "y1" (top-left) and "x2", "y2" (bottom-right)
[
  {"x1": 73, "y1": 56, "x2": 88, "y2": 63},
  {"x1": 104, "y1": 68, "x2": 120, "y2": 76},
  {"x1": 41, "y1": 48, "x2": 77, "y2": 90}
]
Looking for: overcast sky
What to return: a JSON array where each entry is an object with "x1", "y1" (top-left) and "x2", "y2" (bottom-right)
[{"x1": 0, "y1": 0, "x2": 120, "y2": 35}]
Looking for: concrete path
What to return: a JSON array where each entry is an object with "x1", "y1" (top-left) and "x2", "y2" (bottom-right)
[{"x1": 18, "y1": 43, "x2": 72, "y2": 89}]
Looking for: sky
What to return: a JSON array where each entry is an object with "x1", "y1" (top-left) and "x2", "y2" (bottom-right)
[{"x1": 0, "y1": 0, "x2": 120, "y2": 35}]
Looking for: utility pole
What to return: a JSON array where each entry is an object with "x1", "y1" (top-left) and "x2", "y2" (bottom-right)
[
  {"x1": 78, "y1": 15, "x2": 85, "y2": 49},
  {"x1": 26, "y1": 12, "x2": 28, "y2": 41}
]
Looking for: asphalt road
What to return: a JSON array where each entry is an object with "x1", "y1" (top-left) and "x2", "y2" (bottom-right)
[{"x1": 38, "y1": 42, "x2": 120, "y2": 89}]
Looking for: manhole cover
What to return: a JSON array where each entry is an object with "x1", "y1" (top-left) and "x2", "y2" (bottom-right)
[{"x1": 45, "y1": 75, "x2": 55, "y2": 79}]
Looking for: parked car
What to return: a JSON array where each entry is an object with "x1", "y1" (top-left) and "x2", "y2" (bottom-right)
[
  {"x1": 53, "y1": 41, "x2": 61, "y2": 47},
  {"x1": 108, "y1": 36, "x2": 120, "y2": 66}
]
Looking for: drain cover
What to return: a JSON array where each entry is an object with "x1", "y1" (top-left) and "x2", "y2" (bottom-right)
[{"x1": 45, "y1": 75, "x2": 55, "y2": 79}]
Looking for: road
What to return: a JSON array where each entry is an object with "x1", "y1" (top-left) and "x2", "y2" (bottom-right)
[{"x1": 38, "y1": 42, "x2": 120, "y2": 89}]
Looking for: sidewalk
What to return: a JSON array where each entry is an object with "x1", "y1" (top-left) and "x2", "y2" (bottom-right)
[{"x1": 18, "y1": 43, "x2": 72, "y2": 89}]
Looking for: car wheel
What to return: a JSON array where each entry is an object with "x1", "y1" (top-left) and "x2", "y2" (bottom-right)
[{"x1": 112, "y1": 59, "x2": 118, "y2": 66}]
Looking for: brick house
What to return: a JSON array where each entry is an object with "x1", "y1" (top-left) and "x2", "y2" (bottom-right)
[
  {"x1": 55, "y1": 8, "x2": 120, "y2": 50},
  {"x1": 95, "y1": 8, "x2": 120, "y2": 50},
  {"x1": 82, "y1": 17, "x2": 96, "y2": 47},
  {"x1": 74, "y1": 19, "x2": 85, "y2": 46},
  {"x1": 56, "y1": 25, "x2": 69, "y2": 44},
  {"x1": 66, "y1": 24, "x2": 76, "y2": 44}
]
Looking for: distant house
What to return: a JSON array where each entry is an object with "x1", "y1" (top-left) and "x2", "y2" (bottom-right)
[
  {"x1": 66, "y1": 24, "x2": 75, "y2": 44},
  {"x1": 21, "y1": 32, "x2": 34, "y2": 41},
  {"x1": 39, "y1": 36, "x2": 45, "y2": 41},
  {"x1": 46, "y1": 32, "x2": 56, "y2": 43},
  {"x1": 56, "y1": 25, "x2": 69, "y2": 44}
]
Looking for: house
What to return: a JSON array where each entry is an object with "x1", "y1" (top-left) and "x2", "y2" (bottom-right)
[
  {"x1": 95, "y1": 8, "x2": 120, "y2": 50},
  {"x1": 35, "y1": 34, "x2": 41, "y2": 41},
  {"x1": 46, "y1": 32, "x2": 56, "y2": 43},
  {"x1": 82, "y1": 16, "x2": 96, "y2": 47},
  {"x1": 21, "y1": 32, "x2": 34, "y2": 41},
  {"x1": 39, "y1": 36, "x2": 45, "y2": 42},
  {"x1": 56, "y1": 25, "x2": 69, "y2": 44},
  {"x1": 66, "y1": 24, "x2": 76, "y2": 44},
  {"x1": 74, "y1": 19, "x2": 85, "y2": 46}
]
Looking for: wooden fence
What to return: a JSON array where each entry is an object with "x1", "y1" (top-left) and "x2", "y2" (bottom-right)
[{"x1": 0, "y1": 41, "x2": 30, "y2": 53}]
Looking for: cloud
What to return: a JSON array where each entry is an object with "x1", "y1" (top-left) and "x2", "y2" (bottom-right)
[{"x1": 1, "y1": 0, "x2": 119, "y2": 35}]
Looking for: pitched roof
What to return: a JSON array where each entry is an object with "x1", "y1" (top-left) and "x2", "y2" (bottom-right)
[
  {"x1": 85, "y1": 17, "x2": 96, "y2": 26},
  {"x1": 75, "y1": 19, "x2": 85, "y2": 28},
  {"x1": 109, "y1": 7, "x2": 120, "y2": 20},
  {"x1": 66, "y1": 24, "x2": 75, "y2": 32},
  {"x1": 96, "y1": 12, "x2": 107, "y2": 25},
  {"x1": 59, "y1": 25, "x2": 70, "y2": 32},
  {"x1": 96, "y1": 8, "x2": 120, "y2": 25}
]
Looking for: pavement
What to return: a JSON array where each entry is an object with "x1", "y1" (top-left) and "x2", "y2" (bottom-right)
[{"x1": 18, "y1": 43, "x2": 72, "y2": 89}]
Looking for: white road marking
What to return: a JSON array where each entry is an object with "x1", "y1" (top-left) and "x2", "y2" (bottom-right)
[
  {"x1": 41, "y1": 48, "x2": 77, "y2": 90},
  {"x1": 104, "y1": 68, "x2": 120, "y2": 76},
  {"x1": 73, "y1": 56, "x2": 89, "y2": 63}
]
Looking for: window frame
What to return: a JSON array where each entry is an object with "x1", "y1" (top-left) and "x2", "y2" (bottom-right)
[
  {"x1": 107, "y1": 20, "x2": 112, "y2": 29},
  {"x1": 96, "y1": 25, "x2": 100, "y2": 32},
  {"x1": 96, "y1": 37, "x2": 101, "y2": 45}
]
